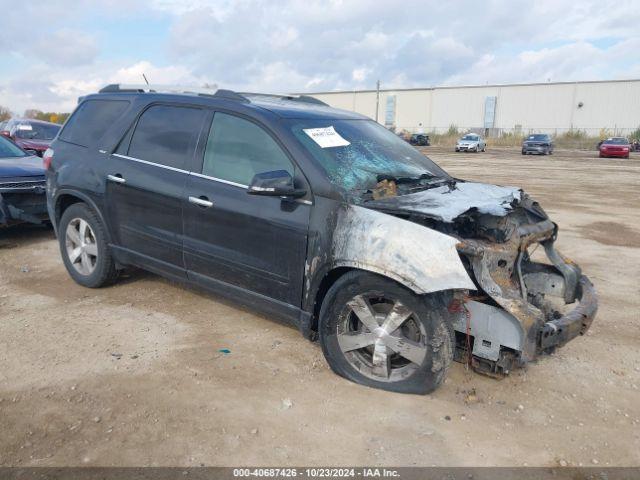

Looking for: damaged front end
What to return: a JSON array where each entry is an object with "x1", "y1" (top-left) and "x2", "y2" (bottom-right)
[
  {"x1": 366, "y1": 181, "x2": 598, "y2": 377},
  {"x1": 0, "y1": 178, "x2": 49, "y2": 227}
]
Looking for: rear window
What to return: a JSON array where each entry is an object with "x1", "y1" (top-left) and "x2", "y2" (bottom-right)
[
  {"x1": 60, "y1": 99, "x2": 130, "y2": 147},
  {"x1": 603, "y1": 137, "x2": 628, "y2": 145},
  {"x1": 14, "y1": 122, "x2": 60, "y2": 140},
  {"x1": 127, "y1": 105, "x2": 205, "y2": 170}
]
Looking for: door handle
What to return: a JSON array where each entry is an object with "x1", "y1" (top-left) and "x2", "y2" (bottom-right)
[
  {"x1": 107, "y1": 174, "x2": 126, "y2": 184},
  {"x1": 189, "y1": 196, "x2": 213, "y2": 208}
]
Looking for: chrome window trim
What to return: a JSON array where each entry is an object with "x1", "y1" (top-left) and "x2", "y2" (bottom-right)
[
  {"x1": 110, "y1": 153, "x2": 313, "y2": 204},
  {"x1": 111, "y1": 153, "x2": 189, "y2": 174},
  {"x1": 189, "y1": 171, "x2": 248, "y2": 189}
]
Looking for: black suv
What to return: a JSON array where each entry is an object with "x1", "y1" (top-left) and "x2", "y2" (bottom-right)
[
  {"x1": 46, "y1": 85, "x2": 597, "y2": 394},
  {"x1": 409, "y1": 134, "x2": 430, "y2": 146},
  {"x1": 522, "y1": 133, "x2": 554, "y2": 155}
]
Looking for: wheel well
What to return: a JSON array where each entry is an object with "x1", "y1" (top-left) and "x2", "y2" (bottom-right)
[
  {"x1": 310, "y1": 266, "x2": 353, "y2": 332},
  {"x1": 55, "y1": 194, "x2": 84, "y2": 225}
]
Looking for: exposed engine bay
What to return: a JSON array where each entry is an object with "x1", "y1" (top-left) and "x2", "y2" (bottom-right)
[{"x1": 363, "y1": 179, "x2": 598, "y2": 377}]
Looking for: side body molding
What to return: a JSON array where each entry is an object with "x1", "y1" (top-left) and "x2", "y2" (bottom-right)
[{"x1": 332, "y1": 205, "x2": 475, "y2": 294}]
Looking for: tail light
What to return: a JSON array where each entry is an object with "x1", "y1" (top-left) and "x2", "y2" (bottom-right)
[{"x1": 43, "y1": 148, "x2": 54, "y2": 170}]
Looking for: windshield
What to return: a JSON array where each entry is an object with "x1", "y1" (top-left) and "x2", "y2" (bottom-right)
[
  {"x1": 461, "y1": 135, "x2": 478, "y2": 141},
  {"x1": 527, "y1": 134, "x2": 548, "y2": 141},
  {"x1": 603, "y1": 137, "x2": 628, "y2": 145},
  {"x1": 287, "y1": 119, "x2": 449, "y2": 191},
  {"x1": 0, "y1": 136, "x2": 27, "y2": 158},
  {"x1": 14, "y1": 122, "x2": 60, "y2": 140}
]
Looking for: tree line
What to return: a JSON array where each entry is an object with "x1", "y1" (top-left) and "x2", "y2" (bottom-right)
[{"x1": 0, "y1": 106, "x2": 70, "y2": 124}]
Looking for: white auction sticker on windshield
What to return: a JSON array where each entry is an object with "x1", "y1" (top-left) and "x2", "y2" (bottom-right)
[
  {"x1": 17, "y1": 124, "x2": 33, "y2": 130},
  {"x1": 303, "y1": 126, "x2": 350, "y2": 148}
]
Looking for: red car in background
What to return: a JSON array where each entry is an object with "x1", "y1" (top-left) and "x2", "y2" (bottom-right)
[
  {"x1": 0, "y1": 119, "x2": 61, "y2": 157},
  {"x1": 599, "y1": 137, "x2": 630, "y2": 159}
]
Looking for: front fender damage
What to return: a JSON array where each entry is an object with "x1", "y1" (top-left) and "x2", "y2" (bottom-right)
[{"x1": 332, "y1": 205, "x2": 475, "y2": 294}]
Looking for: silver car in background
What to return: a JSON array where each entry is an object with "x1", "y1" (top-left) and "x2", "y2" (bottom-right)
[{"x1": 455, "y1": 133, "x2": 486, "y2": 152}]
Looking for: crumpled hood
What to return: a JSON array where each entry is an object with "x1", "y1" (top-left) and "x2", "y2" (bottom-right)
[
  {"x1": 0, "y1": 155, "x2": 45, "y2": 177},
  {"x1": 365, "y1": 181, "x2": 522, "y2": 222}
]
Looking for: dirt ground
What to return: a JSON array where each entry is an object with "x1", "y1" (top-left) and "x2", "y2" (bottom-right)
[{"x1": 1, "y1": 147, "x2": 639, "y2": 467}]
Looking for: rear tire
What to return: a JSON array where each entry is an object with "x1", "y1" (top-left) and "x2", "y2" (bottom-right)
[
  {"x1": 58, "y1": 203, "x2": 118, "y2": 288},
  {"x1": 319, "y1": 271, "x2": 454, "y2": 394}
]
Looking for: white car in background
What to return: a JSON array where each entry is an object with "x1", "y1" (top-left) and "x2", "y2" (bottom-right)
[{"x1": 455, "y1": 133, "x2": 486, "y2": 152}]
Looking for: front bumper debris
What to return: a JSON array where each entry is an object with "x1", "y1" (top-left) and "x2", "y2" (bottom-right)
[
  {"x1": 539, "y1": 275, "x2": 597, "y2": 350},
  {"x1": 455, "y1": 218, "x2": 598, "y2": 376}
]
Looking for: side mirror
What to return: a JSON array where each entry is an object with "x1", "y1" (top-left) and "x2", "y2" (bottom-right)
[{"x1": 247, "y1": 170, "x2": 306, "y2": 198}]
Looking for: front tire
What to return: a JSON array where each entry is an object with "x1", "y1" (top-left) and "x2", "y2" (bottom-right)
[
  {"x1": 319, "y1": 271, "x2": 454, "y2": 394},
  {"x1": 58, "y1": 203, "x2": 118, "y2": 288}
]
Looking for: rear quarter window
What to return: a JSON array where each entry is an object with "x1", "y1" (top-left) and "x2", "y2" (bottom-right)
[
  {"x1": 60, "y1": 99, "x2": 130, "y2": 147},
  {"x1": 126, "y1": 104, "x2": 205, "y2": 170}
]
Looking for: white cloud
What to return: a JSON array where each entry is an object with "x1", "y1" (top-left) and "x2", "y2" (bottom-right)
[
  {"x1": 0, "y1": 0, "x2": 638, "y2": 113},
  {"x1": 0, "y1": 60, "x2": 208, "y2": 115},
  {"x1": 351, "y1": 67, "x2": 369, "y2": 83},
  {"x1": 33, "y1": 29, "x2": 99, "y2": 67}
]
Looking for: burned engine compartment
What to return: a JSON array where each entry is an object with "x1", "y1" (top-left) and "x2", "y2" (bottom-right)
[{"x1": 363, "y1": 180, "x2": 598, "y2": 377}]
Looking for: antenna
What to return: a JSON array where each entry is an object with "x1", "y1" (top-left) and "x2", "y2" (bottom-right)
[{"x1": 142, "y1": 73, "x2": 150, "y2": 85}]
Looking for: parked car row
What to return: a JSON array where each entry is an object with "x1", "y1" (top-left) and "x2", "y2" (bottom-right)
[
  {"x1": 0, "y1": 118, "x2": 61, "y2": 157},
  {"x1": 400, "y1": 130, "x2": 637, "y2": 159}
]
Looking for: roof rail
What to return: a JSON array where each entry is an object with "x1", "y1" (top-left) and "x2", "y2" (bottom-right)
[
  {"x1": 240, "y1": 92, "x2": 329, "y2": 106},
  {"x1": 97, "y1": 84, "x2": 328, "y2": 106},
  {"x1": 99, "y1": 84, "x2": 220, "y2": 96},
  {"x1": 213, "y1": 89, "x2": 250, "y2": 103}
]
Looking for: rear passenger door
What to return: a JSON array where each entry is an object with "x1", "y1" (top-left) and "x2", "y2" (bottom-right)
[
  {"x1": 106, "y1": 104, "x2": 206, "y2": 277},
  {"x1": 183, "y1": 111, "x2": 311, "y2": 310}
]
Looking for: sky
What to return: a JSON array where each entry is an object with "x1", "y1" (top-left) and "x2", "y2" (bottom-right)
[{"x1": 0, "y1": 0, "x2": 638, "y2": 114}]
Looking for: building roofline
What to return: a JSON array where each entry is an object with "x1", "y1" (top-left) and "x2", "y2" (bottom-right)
[{"x1": 299, "y1": 78, "x2": 640, "y2": 95}]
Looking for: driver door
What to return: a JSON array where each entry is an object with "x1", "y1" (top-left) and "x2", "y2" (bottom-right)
[{"x1": 183, "y1": 111, "x2": 311, "y2": 309}]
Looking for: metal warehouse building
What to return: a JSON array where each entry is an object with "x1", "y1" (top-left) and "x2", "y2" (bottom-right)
[{"x1": 307, "y1": 79, "x2": 640, "y2": 137}]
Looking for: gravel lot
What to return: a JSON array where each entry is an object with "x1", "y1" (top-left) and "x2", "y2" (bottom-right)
[{"x1": 1, "y1": 147, "x2": 639, "y2": 467}]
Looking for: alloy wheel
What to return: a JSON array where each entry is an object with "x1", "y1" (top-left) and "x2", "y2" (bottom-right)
[
  {"x1": 337, "y1": 294, "x2": 427, "y2": 382},
  {"x1": 65, "y1": 218, "x2": 98, "y2": 275}
]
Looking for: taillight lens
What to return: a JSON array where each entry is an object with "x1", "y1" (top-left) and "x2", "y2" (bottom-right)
[{"x1": 43, "y1": 148, "x2": 54, "y2": 170}]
